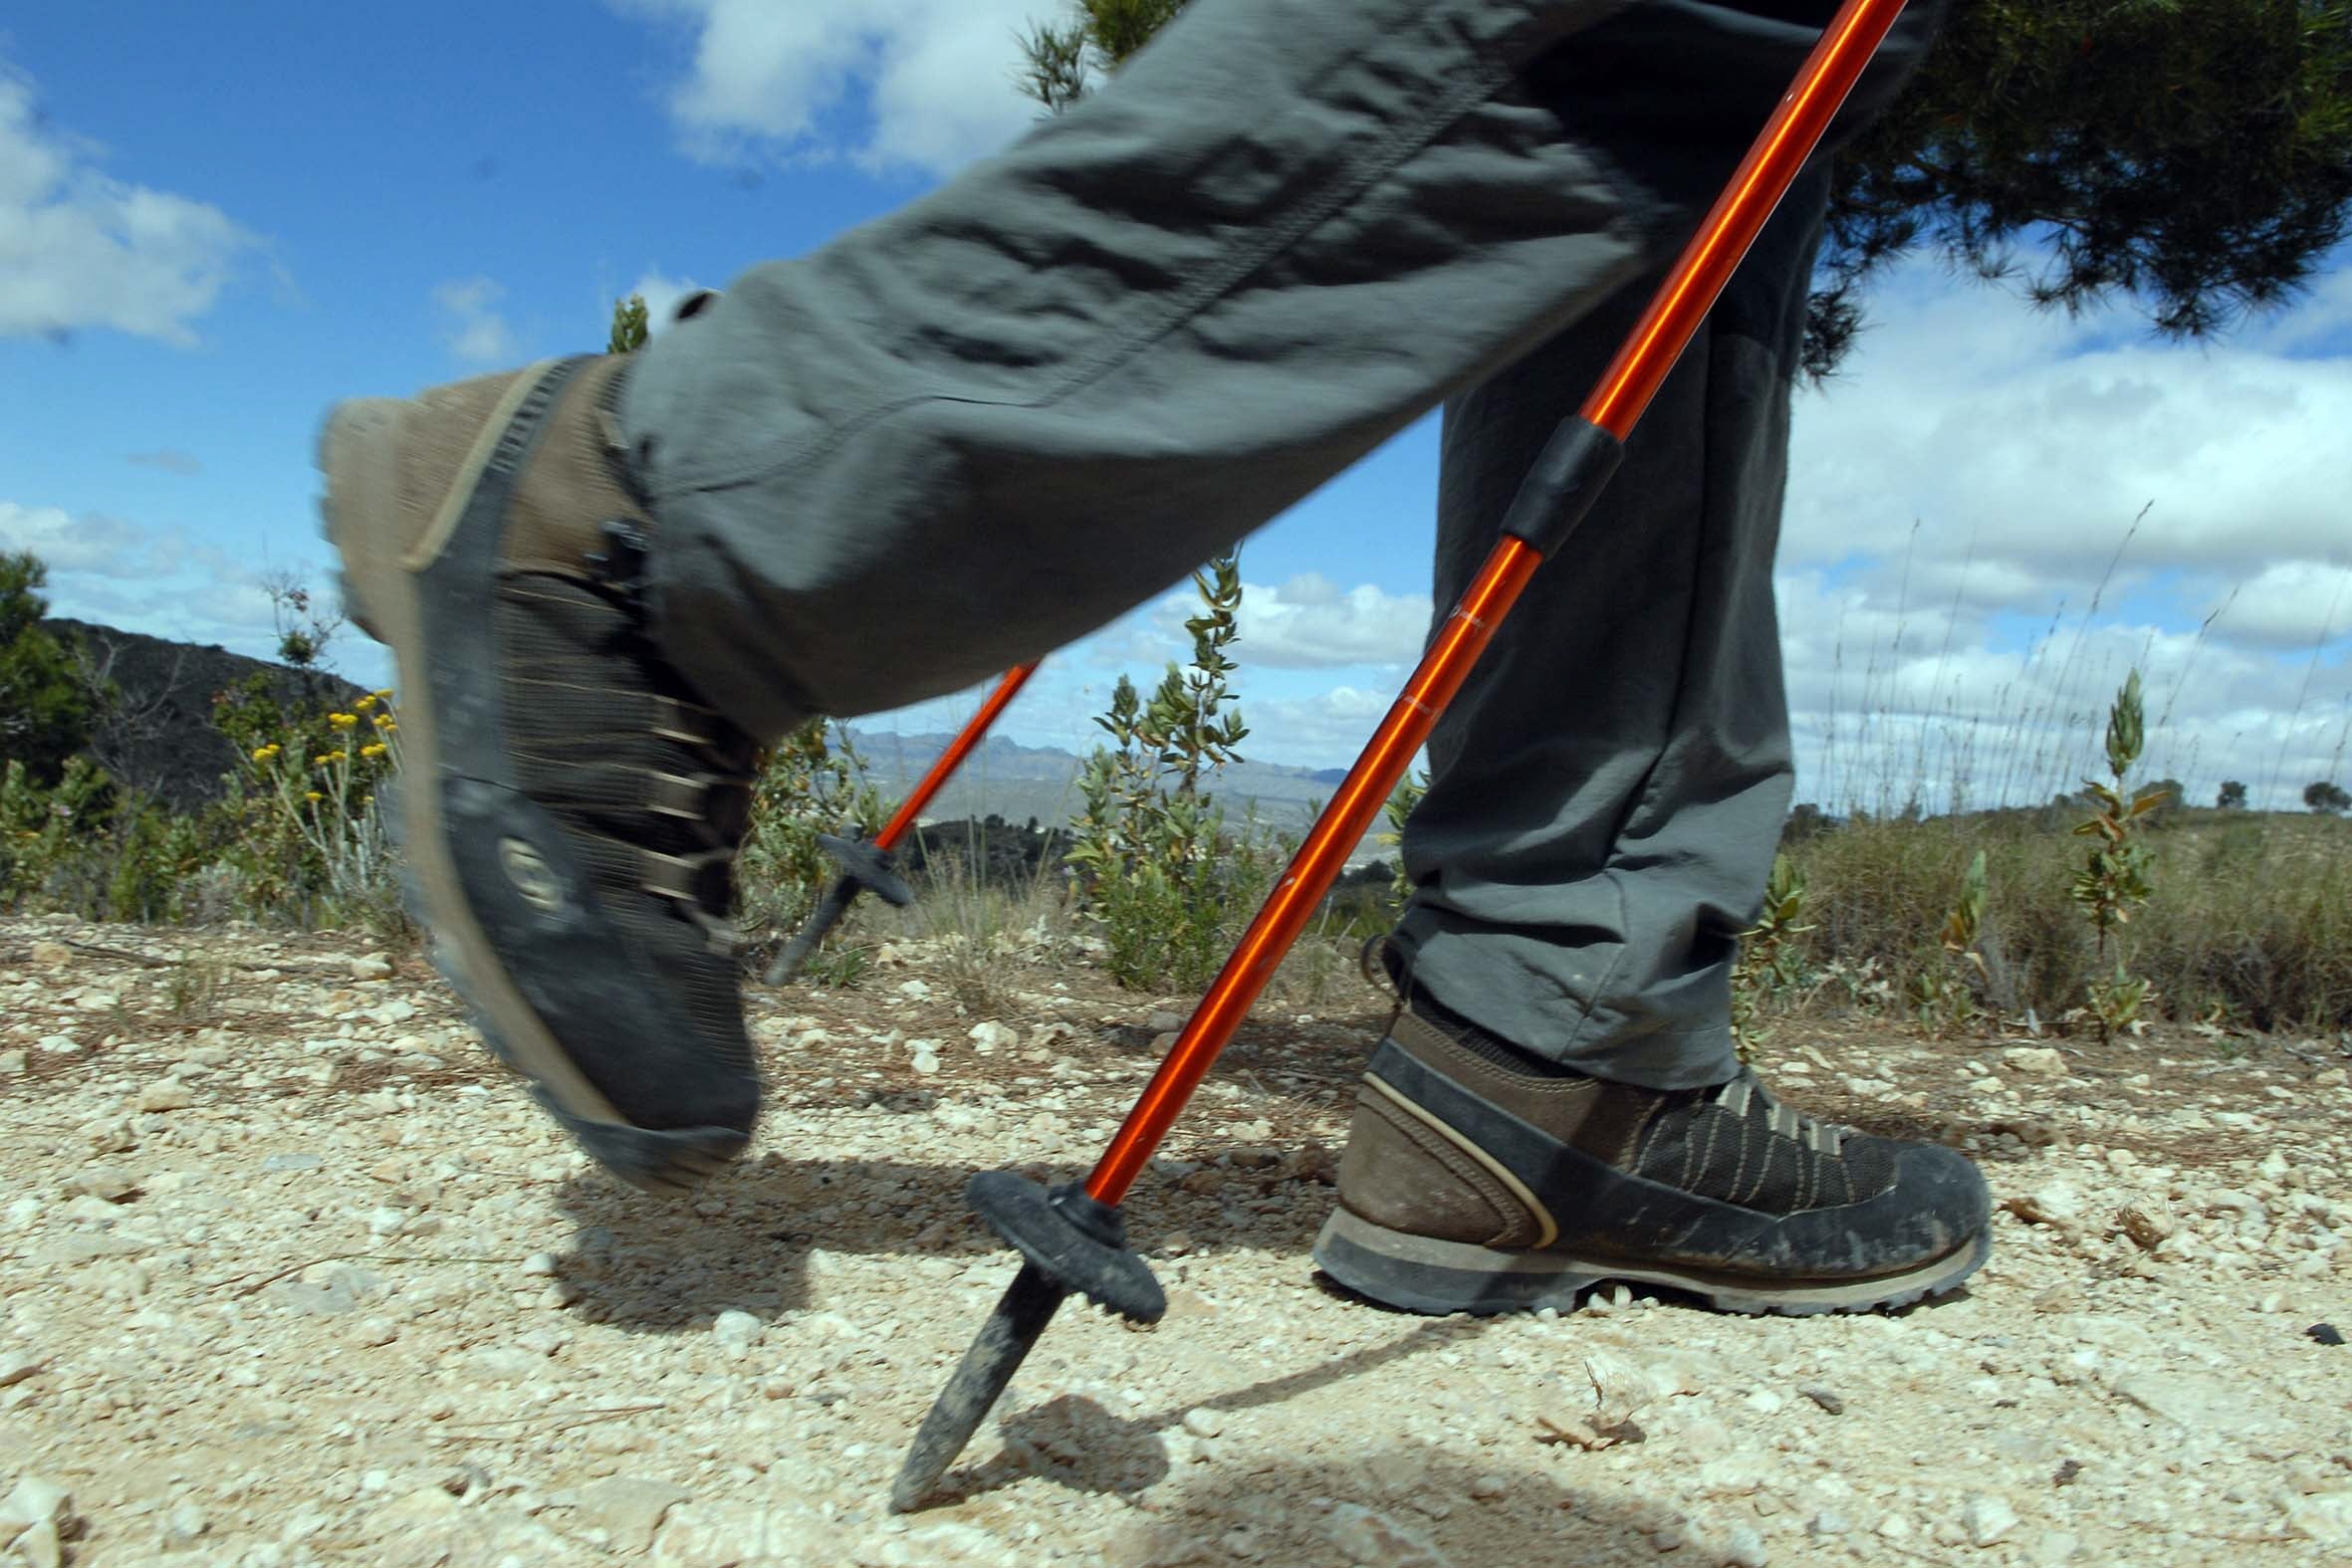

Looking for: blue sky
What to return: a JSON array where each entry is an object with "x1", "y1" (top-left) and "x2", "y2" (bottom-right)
[{"x1": 5, "y1": 2, "x2": 2349, "y2": 810}]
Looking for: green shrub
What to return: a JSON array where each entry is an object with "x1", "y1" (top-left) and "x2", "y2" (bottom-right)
[
  {"x1": 0, "y1": 551, "x2": 96, "y2": 786},
  {"x1": 1066, "y1": 554, "x2": 1285, "y2": 991},
  {"x1": 208, "y1": 674, "x2": 407, "y2": 933},
  {"x1": 1732, "y1": 851, "x2": 1813, "y2": 1060},
  {"x1": 734, "y1": 719, "x2": 889, "y2": 962}
]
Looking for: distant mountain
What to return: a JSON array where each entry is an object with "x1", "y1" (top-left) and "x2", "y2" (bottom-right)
[
  {"x1": 840, "y1": 725, "x2": 1373, "y2": 849},
  {"x1": 39, "y1": 618, "x2": 365, "y2": 813},
  {"x1": 23, "y1": 616, "x2": 1380, "y2": 852}
]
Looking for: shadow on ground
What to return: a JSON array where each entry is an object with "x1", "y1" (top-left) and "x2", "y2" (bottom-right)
[
  {"x1": 894, "y1": 1323, "x2": 1680, "y2": 1565},
  {"x1": 915, "y1": 1410, "x2": 1667, "y2": 1568},
  {"x1": 1100, "y1": 1446, "x2": 1665, "y2": 1568},
  {"x1": 547, "y1": 1151, "x2": 1336, "y2": 1332}
]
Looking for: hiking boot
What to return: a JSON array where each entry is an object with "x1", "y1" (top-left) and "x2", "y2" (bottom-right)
[
  {"x1": 1313, "y1": 959, "x2": 1990, "y2": 1315},
  {"x1": 319, "y1": 354, "x2": 761, "y2": 1194}
]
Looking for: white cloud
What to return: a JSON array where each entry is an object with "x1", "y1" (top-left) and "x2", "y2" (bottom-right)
[
  {"x1": 433, "y1": 277, "x2": 517, "y2": 365},
  {"x1": 1242, "y1": 685, "x2": 1402, "y2": 767},
  {"x1": 1773, "y1": 253, "x2": 2352, "y2": 812},
  {"x1": 1130, "y1": 572, "x2": 1431, "y2": 671},
  {"x1": 2206, "y1": 561, "x2": 2352, "y2": 652},
  {"x1": 1788, "y1": 261, "x2": 2352, "y2": 600},
  {"x1": 1770, "y1": 567, "x2": 2352, "y2": 816},
  {"x1": 1236, "y1": 574, "x2": 1430, "y2": 669},
  {"x1": 0, "y1": 500, "x2": 294, "y2": 655},
  {"x1": 613, "y1": 0, "x2": 1048, "y2": 175},
  {"x1": 0, "y1": 62, "x2": 258, "y2": 345}
]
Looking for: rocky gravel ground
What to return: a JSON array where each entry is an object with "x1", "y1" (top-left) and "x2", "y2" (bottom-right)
[{"x1": 3, "y1": 911, "x2": 2350, "y2": 1567}]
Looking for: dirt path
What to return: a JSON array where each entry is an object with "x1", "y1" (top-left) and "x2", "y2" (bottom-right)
[{"x1": 3, "y1": 913, "x2": 2349, "y2": 1566}]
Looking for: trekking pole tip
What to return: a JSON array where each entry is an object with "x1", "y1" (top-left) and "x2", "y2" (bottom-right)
[{"x1": 889, "y1": 1175, "x2": 1164, "y2": 1510}]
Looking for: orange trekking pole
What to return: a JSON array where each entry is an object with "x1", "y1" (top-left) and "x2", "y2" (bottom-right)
[
  {"x1": 763, "y1": 661, "x2": 1042, "y2": 985},
  {"x1": 891, "y1": 0, "x2": 1916, "y2": 1510}
]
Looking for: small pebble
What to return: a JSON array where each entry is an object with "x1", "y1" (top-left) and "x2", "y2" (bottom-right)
[
  {"x1": 2307, "y1": 1322, "x2": 2344, "y2": 1346},
  {"x1": 162, "y1": 1501, "x2": 208, "y2": 1544},
  {"x1": 136, "y1": 1078, "x2": 195, "y2": 1112},
  {"x1": 66, "y1": 1166, "x2": 137, "y2": 1203},
  {"x1": 1720, "y1": 1523, "x2": 1767, "y2": 1567},
  {"x1": 1182, "y1": 1408, "x2": 1224, "y2": 1440},
  {"x1": 1962, "y1": 1493, "x2": 2018, "y2": 1547},
  {"x1": 1800, "y1": 1386, "x2": 1844, "y2": 1415}
]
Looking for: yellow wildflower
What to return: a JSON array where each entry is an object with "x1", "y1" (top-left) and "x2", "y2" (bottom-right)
[
  {"x1": 359, "y1": 743, "x2": 387, "y2": 760},
  {"x1": 372, "y1": 688, "x2": 393, "y2": 700},
  {"x1": 305, "y1": 790, "x2": 324, "y2": 802},
  {"x1": 354, "y1": 694, "x2": 375, "y2": 712},
  {"x1": 372, "y1": 712, "x2": 394, "y2": 729},
  {"x1": 251, "y1": 745, "x2": 278, "y2": 762},
  {"x1": 329, "y1": 712, "x2": 358, "y2": 729}
]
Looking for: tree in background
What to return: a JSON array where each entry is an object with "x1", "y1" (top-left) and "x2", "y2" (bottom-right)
[
  {"x1": 2306, "y1": 780, "x2": 2352, "y2": 813},
  {"x1": 609, "y1": 294, "x2": 651, "y2": 355},
  {"x1": 2141, "y1": 777, "x2": 2186, "y2": 824},
  {"x1": 0, "y1": 551, "x2": 95, "y2": 787},
  {"x1": 2217, "y1": 779, "x2": 2249, "y2": 809},
  {"x1": 1820, "y1": 1, "x2": 2352, "y2": 374},
  {"x1": 1016, "y1": 1, "x2": 2352, "y2": 378}
]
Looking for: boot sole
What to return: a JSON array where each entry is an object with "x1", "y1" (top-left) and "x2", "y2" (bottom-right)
[
  {"x1": 319, "y1": 372, "x2": 747, "y2": 1194},
  {"x1": 1312, "y1": 1205, "x2": 1991, "y2": 1317}
]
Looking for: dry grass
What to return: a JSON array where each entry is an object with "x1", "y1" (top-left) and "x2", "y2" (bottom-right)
[{"x1": 1782, "y1": 807, "x2": 2351, "y2": 1031}]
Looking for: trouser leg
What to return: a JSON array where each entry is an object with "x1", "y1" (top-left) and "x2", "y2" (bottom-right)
[
  {"x1": 1392, "y1": 1, "x2": 1946, "y2": 1089},
  {"x1": 617, "y1": 0, "x2": 1943, "y2": 739},
  {"x1": 616, "y1": 0, "x2": 1941, "y2": 1088}
]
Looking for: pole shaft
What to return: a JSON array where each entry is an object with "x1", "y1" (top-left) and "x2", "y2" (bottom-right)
[
  {"x1": 877, "y1": 663, "x2": 1042, "y2": 851},
  {"x1": 889, "y1": 1262, "x2": 1066, "y2": 1511},
  {"x1": 1582, "y1": 0, "x2": 1907, "y2": 438}
]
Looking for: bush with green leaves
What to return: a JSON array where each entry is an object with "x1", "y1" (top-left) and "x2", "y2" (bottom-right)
[
  {"x1": 2071, "y1": 670, "x2": 2167, "y2": 1039},
  {"x1": 1376, "y1": 769, "x2": 1427, "y2": 908},
  {"x1": 1732, "y1": 851, "x2": 1813, "y2": 1061},
  {"x1": 1908, "y1": 848, "x2": 1989, "y2": 1037},
  {"x1": 1066, "y1": 554, "x2": 1285, "y2": 990},
  {"x1": 205, "y1": 673, "x2": 408, "y2": 934},
  {"x1": 0, "y1": 551, "x2": 97, "y2": 787},
  {"x1": 1, "y1": 755, "x2": 111, "y2": 909},
  {"x1": 0, "y1": 756, "x2": 221, "y2": 924},
  {"x1": 734, "y1": 719, "x2": 890, "y2": 965}
]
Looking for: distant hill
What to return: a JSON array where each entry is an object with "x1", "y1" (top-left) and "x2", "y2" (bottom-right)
[
  {"x1": 841, "y1": 725, "x2": 1365, "y2": 843},
  {"x1": 39, "y1": 618, "x2": 364, "y2": 813},
  {"x1": 25, "y1": 618, "x2": 1379, "y2": 852}
]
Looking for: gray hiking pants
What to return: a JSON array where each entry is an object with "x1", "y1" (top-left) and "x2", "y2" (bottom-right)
[{"x1": 619, "y1": 0, "x2": 1945, "y2": 1088}]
